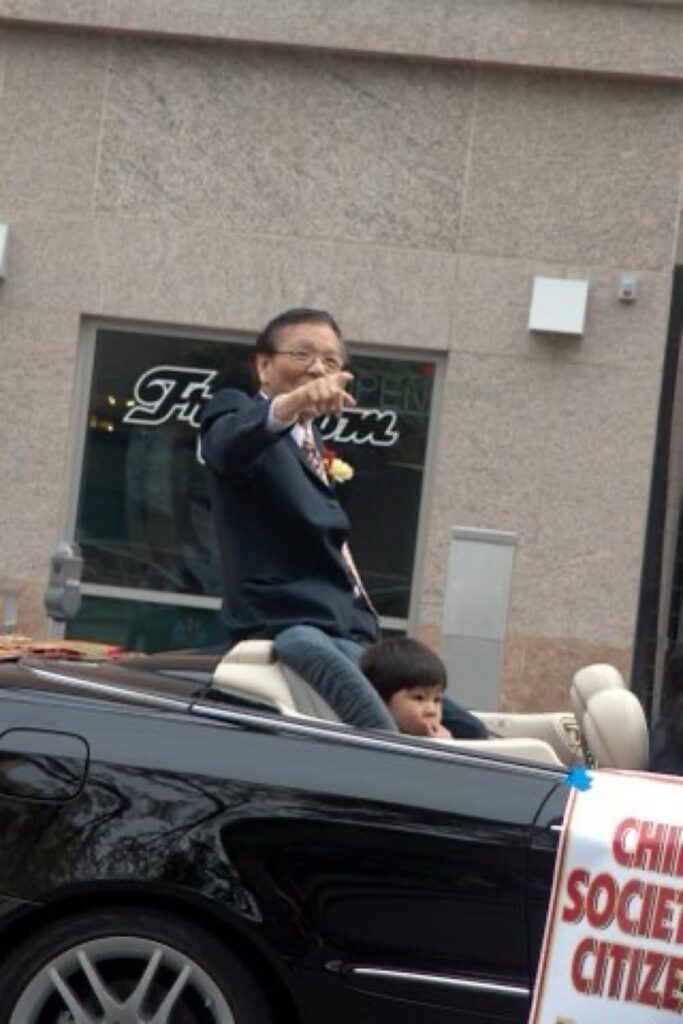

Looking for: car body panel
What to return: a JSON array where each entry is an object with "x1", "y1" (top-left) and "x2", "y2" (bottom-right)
[{"x1": 0, "y1": 655, "x2": 567, "y2": 1023}]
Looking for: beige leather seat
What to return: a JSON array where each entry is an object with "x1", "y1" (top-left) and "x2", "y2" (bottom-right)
[
  {"x1": 570, "y1": 662, "x2": 648, "y2": 770},
  {"x1": 582, "y1": 687, "x2": 649, "y2": 770},
  {"x1": 465, "y1": 665, "x2": 626, "y2": 768},
  {"x1": 570, "y1": 663, "x2": 625, "y2": 728},
  {"x1": 475, "y1": 711, "x2": 581, "y2": 765},
  {"x1": 214, "y1": 642, "x2": 563, "y2": 765},
  {"x1": 213, "y1": 640, "x2": 341, "y2": 721}
]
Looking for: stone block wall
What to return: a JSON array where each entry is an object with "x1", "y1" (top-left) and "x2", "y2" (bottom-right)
[{"x1": 0, "y1": 0, "x2": 682, "y2": 709}]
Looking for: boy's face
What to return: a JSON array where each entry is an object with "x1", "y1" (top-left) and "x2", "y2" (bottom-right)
[{"x1": 387, "y1": 683, "x2": 445, "y2": 737}]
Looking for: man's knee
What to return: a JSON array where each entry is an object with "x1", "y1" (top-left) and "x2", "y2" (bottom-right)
[{"x1": 274, "y1": 625, "x2": 329, "y2": 657}]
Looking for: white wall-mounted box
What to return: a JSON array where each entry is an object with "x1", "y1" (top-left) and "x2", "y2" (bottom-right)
[
  {"x1": 529, "y1": 276, "x2": 589, "y2": 335},
  {"x1": 442, "y1": 526, "x2": 517, "y2": 711}
]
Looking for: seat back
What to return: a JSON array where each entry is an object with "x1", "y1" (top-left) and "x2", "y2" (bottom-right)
[
  {"x1": 582, "y1": 687, "x2": 649, "y2": 770},
  {"x1": 212, "y1": 640, "x2": 341, "y2": 721},
  {"x1": 570, "y1": 663, "x2": 625, "y2": 727},
  {"x1": 475, "y1": 711, "x2": 581, "y2": 765}
]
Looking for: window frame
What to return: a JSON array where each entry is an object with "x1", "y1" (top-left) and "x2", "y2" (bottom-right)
[{"x1": 62, "y1": 317, "x2": 445, "y2": 640}]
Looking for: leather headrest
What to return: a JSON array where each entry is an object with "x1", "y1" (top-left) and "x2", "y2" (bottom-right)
[
  {"x1": 570, "y1": 663, "x2": 625, "y2": 724},
  {"x1": 582, "y1": 687, "x2": 649, "y2": 770}
]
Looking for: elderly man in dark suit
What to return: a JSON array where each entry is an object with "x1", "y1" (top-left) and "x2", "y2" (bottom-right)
[
  {"x1": 200, "y1": 308, "x2": 396, "y2": 729},
  {"x1": 201, "y1": 307, "x2": 487, "y2": 737}
]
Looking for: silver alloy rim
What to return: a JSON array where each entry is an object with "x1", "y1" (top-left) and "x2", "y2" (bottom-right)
[{"x1": 10, "y1": 935, "x2": 236, "y2": 1024}]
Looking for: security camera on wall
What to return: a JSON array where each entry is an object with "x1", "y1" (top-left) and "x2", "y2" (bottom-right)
[{"x1": 617, "y1": 273, "x2": 639, "y2": 303}]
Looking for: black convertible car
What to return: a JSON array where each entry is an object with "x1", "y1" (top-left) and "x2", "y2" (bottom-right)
[{"x1": 0, "y1": 642, "x2": 646, "y2": 1024}]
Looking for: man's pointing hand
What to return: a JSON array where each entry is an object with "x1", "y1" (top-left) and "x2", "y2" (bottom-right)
[{"x1": 272, "y1": 372, "x2": 356, "y2": 422}]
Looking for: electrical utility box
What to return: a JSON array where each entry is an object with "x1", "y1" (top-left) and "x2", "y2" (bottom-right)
[{"x1": 441, "y1": 526, "x2": 517, "y2": 712}]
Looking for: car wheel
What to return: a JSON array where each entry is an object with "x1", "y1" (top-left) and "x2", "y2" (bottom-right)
[{"x1": 0, "y1": 907, "x2": 274, "y2": 1024}]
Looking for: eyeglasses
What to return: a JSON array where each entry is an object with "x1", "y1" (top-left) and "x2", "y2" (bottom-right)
[{"x1": 273, "y1": 349, "x2": 344, "y2": 373}]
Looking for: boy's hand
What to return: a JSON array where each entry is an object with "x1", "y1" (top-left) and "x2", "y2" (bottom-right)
[{"x1": 430, "y1": 723, "x2": 452, "y2": 738}]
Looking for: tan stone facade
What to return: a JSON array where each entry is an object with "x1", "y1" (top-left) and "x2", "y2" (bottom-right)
[{"x1": 1, "y1": 0, "x2": 682, "y2": 711}]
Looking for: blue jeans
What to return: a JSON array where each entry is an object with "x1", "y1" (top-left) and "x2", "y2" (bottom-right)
[{"x1": 273, "y1": 625, "x2": 397, "y2": 731}]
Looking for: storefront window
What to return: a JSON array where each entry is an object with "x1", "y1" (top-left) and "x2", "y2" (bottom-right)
[
  {"x1": 69, "y1": 327, "x2": 437, "y2": 651},
  {"x1": 71, "y1": 595, "x2": 228, "y2": 653}
]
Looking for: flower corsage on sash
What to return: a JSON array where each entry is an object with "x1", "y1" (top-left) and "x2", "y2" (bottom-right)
[{"x1": 322, "y1": 446, "x2": 354, "y2": 484}]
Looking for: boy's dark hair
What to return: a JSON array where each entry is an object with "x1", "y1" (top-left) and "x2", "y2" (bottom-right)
[
  {"x1": 360, "y1": 637, "x2": 447, "y2": 702},
  {"x1": 254, "y1": 307, "x2": 344, "y2": 357}
]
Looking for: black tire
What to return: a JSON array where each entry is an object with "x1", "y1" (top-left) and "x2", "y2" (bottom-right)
[{"x1": 0, "y1": 906, "x2": 275, "y2": 1024}]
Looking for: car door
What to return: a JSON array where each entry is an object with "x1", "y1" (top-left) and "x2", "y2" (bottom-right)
[
  {"x1": 193, "y1": 705, "x2": 563, "y2": 1024},
  {"x1": 0, "y1": 724, "x2": 90, "y2": 890},
  {"x1": 527, "y1": 777, "x2": 570, "y2": 976}
]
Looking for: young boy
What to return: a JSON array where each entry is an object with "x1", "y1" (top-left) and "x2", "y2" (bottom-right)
[{"x1": 360, "y1": 637, "x2": 459, "y2": 738}]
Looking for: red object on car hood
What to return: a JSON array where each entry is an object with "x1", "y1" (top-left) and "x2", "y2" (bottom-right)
[{"x1": 0, "y1": 635, "x2": 125, "y2": 661}]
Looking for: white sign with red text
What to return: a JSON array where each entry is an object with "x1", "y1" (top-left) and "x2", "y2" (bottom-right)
[{"x1": 529, "y1": 770, "x2": 683, "y2": 1024}]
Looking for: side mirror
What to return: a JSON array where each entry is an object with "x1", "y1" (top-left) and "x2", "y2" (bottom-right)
[{"x1": 44, "y1": 541, "x2": 83, "y2": 622}]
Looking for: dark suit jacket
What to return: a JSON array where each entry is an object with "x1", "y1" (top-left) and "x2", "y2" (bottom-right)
[{"x1": 200, "y1": 388, "x2": 379, "y2": 647}]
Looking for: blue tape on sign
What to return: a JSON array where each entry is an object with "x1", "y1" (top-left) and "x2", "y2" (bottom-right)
[{"x1": 564, "y1": 765, "x2": 593, "y2": 791}]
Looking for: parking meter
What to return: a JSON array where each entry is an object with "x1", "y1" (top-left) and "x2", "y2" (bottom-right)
[
  {"x1": 44, "y1": 541, "x2": 84, "y2": 622},
  {"x1": 1, "y1": 591, "x2": 18, "y2": 635}
]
